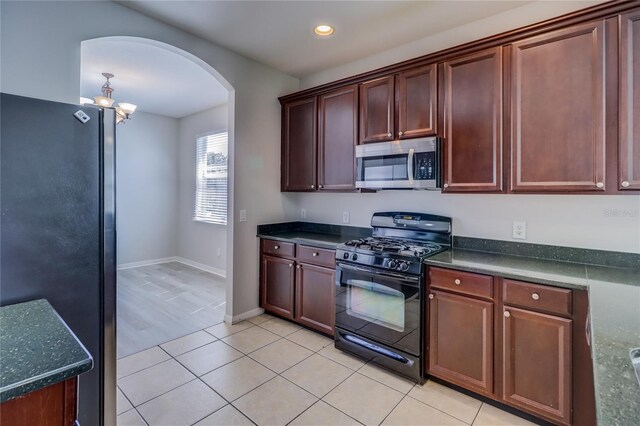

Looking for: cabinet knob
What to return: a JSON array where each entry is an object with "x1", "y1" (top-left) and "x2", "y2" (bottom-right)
[
  {"x1": 531, "y1": 292, "x2": 540, "y2": 300},
  {"x1": 289, "y1": 263, "x2": 293, "y2": 268},
  {"x1": 387, "y1": 132, "x2": 392, "y2": 137},
  {"x1": 312, "y1": 252, "x2": 319, "y2": 257},
  {"x1": 398, "y1": 131, "x2": 404, "y2": 136},
  {"x1": 596, "y1": 182, "x2": 604, "y2": 188},
  {"x1": 273, "y1": 245, "x2": 280, "y2": 250},
  {"x1": 504, "y1": 311, "x2": 511, "y2": 318},
  {"x1": 311, "y1": 185, "x2": 315, "y2": 189},
  {"x1": 296, "y1": 265, "x2": 301, "y2": 269},
  {"x1": 428, "y1": 294, "x2": 434, "y2": 300},
  {"x1": 622, "y1": 181, "x2": 630, "y2": 188},
  {"x1": 454, "y1": 279, "x2": 461, "y2": 285},
  {"x1": 319, "y1": 185, "x2": 323, "y2": 189},
  {"x1": 443, "y1": 183, "x2": 449, "y2": 189}
]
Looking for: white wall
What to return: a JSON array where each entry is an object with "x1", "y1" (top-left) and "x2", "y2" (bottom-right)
[
  {"x1": 116, "y1": 111, "x2": 179, "y2": 264},
  {"x1": 1, "y1": 1, "x2": 299, "y2": 318},
  {"x1": 178, "y1": 105, "x2": 228, "y2": 274},
  {"x1": 290, "y1": 0, "x2": 640, "y2": 254}
]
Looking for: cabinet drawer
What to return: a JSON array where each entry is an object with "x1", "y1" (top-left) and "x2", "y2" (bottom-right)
[
  {"x1": 429, "y1": 267, "x2": 493, "y2": 300},
  {"x1": 503, "y1": 279, "x2": 572, "y2": 317},
  {"x1": 297, "y1": 245, "x2": 336, "y2": 268},
  {"x1": 261, "y1": 239, "x2": 295, "y2": 258}
]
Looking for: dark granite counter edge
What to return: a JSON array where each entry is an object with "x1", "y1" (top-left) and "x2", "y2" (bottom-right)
[
  {"x1": 422, "y1": 257, "x2": 590, "y2": 290},
  {"x1": 256, "y1": 233, "x2": 341, "y2": 249},
  {"x1": 0, "y1": 358, "x2": 93, "y2": 403}
]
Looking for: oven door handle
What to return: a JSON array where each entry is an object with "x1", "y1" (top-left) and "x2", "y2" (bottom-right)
[
  {"x1": 341, "y1": 332, "x2": 414, "y2": 366},
  {"x1": 337, "y1": 262, "x2": 420, "y2": 283}
]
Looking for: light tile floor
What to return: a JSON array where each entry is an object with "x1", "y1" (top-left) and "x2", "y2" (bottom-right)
[{"x1": 117, "y1": 314, "x2": 537, "y2": 426}]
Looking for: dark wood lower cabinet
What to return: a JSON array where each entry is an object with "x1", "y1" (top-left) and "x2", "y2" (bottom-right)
[
  {"x1": 428, "y1": 290, "x2": 494, "y2": 395},
  {"x1": 295, "y1": 263, "x2": 335, "y2": 335},
  {"x1": 0, "y1": 378, "x2": 77, "y2": 426},
  {"x1": 261, "y1": 254, "x2": 295, "y2": 319},
  {"x1": 502, "y1": 306, "x2": 572, "y2": 425}
]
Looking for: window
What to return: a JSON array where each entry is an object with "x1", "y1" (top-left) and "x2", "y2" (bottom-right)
[{"x1": 194, "y1": 131, "x2": 228, "y2": 224}]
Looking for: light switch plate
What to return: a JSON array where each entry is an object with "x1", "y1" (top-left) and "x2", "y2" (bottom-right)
[
  {"x1": 342, "y1": 211, "x2": 350, "y2": 224},
  {"x1": 239, "y1": 209, "x2": 247, "y2": 222},
  {"x1": 513, "y1": 221, "x2": 526, "y2": 240},
  {"x1": 73, "y1": 110, "x2": 90, "y2": 123},
  {"x1": 300, "y1": 209, "x2": 307, "y2": 219}
]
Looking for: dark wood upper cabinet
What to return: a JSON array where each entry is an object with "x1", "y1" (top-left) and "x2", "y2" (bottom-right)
[
  {"x1": 620, "y1": 10, "x2": 640, "y2": 190},
  {"x1": 282, "y1": 97, "x2": 317, "y2": 191},
  {"x1": 428, "y1": 290, "x2": 494, "y2": 396},
  {"x1": 295, "y1": 263, "x2": 335, "y2": 335},
  {"x1": 261, "y1": 255, "x2": 295, "y2": 319},
  {"x1": 442, "y1": 47, "x2": 503, "y2": 192},
  {"x1": 510, "y1": 21, "x2": 606, "y2": 192},
  {"x1": 318, "y1": 85, "x2": 358, "y2": 191},
  {"x1": 502, "y1": 306, "x2": 572, "y2": 425},
  {"x1": 397, "y1": 64, "x2": 437, "y2": 139},
  {"x1": 359, "y1": 76, "x2": 395, "y2": 144}
]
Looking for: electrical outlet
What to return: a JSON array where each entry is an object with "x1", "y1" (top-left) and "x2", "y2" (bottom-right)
[
  {"x1": 513, "y1": 221, "x2": 526, "y2": 240},
  {"x1": 239, "y1": 209, "x2": 247, "y2": 222},
  {"x1": 73, "y1": 110, "x2": 90, "y2": 123},
  {"x1": 342, "y1": 211, "x2": 350, "y2": 224},
  {"x1": 300, "y1": 208, "x2": 307, "y2": 219}
]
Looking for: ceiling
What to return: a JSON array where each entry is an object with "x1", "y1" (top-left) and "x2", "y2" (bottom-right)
[
  {"x1": 118, "y1": 1, "x2": 532, "y2": 78},
  {"x1": 80, "y1": 39, "x2": 228, "y2": 118}
]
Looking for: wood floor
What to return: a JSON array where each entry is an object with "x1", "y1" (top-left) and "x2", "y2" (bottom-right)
[{"x1": 117, "y1": 262, "x2": 226, "y2": 358}]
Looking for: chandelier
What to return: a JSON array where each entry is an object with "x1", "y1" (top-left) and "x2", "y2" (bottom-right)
[{"x1": 92, "y1": 73, "x2": 137, "y2": 124}]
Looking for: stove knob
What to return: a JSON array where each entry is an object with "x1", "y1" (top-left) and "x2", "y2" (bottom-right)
[
  {"x1": 343, "y1": 252, "x2": 350, "y2": 260},
  {"x1": 400, "y1": 262, "x2": 409, "y2": 271},
  {"x1": 388, "y1": 260, "x2": 397, "y2": 269},
  {"x1": 352, "y1": 254, "x2": 358, "y2": 261}
]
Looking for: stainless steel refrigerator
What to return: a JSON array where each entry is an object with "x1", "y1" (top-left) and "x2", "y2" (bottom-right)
[{"x1": 0, "y1": 93, "x2": 117, "y2": 425}]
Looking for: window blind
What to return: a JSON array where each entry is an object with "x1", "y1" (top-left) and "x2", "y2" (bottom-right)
[{"x1": 194, "y1": 132, "x2": 228, "y2": 225}]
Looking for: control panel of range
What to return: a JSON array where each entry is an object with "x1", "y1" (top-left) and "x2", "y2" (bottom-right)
[{"x1": 336, "y1": 249, "x2": 422, "y2": 275}]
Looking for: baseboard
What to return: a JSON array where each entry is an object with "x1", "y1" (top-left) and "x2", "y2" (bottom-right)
[
  {"x1": 174, "y1": 257, "x2": 226, "y2": 279},
  {"x1": 225, "y1": 307, "x2": 264, "y2": 324},
  {"x1": 117, "y1": 256, "x2": 226, "y2": 279},
  {"x1": 117, "y1": 257, "x2": 179, "y2": 270}
]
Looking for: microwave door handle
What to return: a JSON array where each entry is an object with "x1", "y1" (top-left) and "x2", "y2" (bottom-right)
[{"x1": 407, "y1": 148, "x2": 415, "y2": 184}]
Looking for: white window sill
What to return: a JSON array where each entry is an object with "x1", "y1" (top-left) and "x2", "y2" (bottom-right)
[{"x1": 193, "y1": 217, "x2": 227, "y2": 226}]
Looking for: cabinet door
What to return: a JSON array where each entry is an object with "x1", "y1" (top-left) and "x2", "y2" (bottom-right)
[
  {"x1": 359, "y1": 76, "x2": 394, "y2": 144},
  {"x1": 318, "y1": 85, "x2": 358, "y2": 190},
  {"x1": 261, "y1": 255, "x2": 295, "y2": 319},
  {"x1": 502, "y1": 306, "x2": 572, "y2": 425},
  {"x1": 620, "y1": 10, "x2": 640, "y2": 190},
  {"x1": 282, "y1": 97, "x2": 317, "y2": 191},
  {"x1": 510, "y1": 21, "x2": 606, "y2": 192},
  {"x1": 398, "y1": 64, "x2": 437, "y2": 139},
  {"x1": 443, "y1": 48, "x2": 503, "y2": 192},
  {"x1": 428, "y1": 290, "x2": 494, "y2": 395},
  {"x1": 295, "y1": 263, "x2": 335, "y2": 335}
]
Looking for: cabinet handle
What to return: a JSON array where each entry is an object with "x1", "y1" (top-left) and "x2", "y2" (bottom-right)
[
  {"x1": 312, "y1": 252, "x2": 319, "y2": 257},
  {"x1": 398, "y1": 131, "x2": 404, "y2": 136},
  {"x1": 454, "y1": 279, "x2": 461, "y2": 285},
  {"x1": 443, "y1": 183, "x2": 449, "y2": 189},
  {"x1": 289, "y1": 263, "x2": 293, "y2": 268},
  {"x1": 387, "y1": 132, "x2": 392, "y2": 137},
  {"x1": 274, "y1": 245, "x2": 280, "y2": 250},
  {"x1": 531, "y1": 292, "x2": 540, "y2": 300},
  {"x1": 596, "y1": 182, "x2": 604, "y2": 188},
  {"x1": 428, "y1": 294, "x2": 434, "y2": 300},
  {"x1": 504, "y1": 311, "x2": 511, "y2": 317},
  {"x1": 622, "y1": 181, "x2": 630, "y2": 188}
]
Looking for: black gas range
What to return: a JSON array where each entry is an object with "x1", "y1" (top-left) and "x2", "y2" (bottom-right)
[{"x1": 334, "y1": 212, "x2": 452, "y2": 381}]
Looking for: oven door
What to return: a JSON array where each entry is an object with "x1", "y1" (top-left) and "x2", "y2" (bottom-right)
[{"x1": 335, "y1": 262, "x2": 422, "y2": 356}]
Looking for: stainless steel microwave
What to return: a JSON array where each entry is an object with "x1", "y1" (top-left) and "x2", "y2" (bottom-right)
[{"x1": 355, "y1": 137, "x2": 441, "y2": 190}]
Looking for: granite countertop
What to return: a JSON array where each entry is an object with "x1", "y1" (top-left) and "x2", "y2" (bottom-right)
[
  {"x1": 257, "y1": 221, "x2": 371, "y2": 249},
  {"x1": 424, "y1": 249, "x2": 640, "y2": 426},
  {"x1": 0, "y1": 299, "x2": 93, "y2": 403}
]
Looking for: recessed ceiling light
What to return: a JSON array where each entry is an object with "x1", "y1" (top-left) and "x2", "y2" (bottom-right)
[{"x1": 314, "y1": 24, "x2": 335, "y2": 37}]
